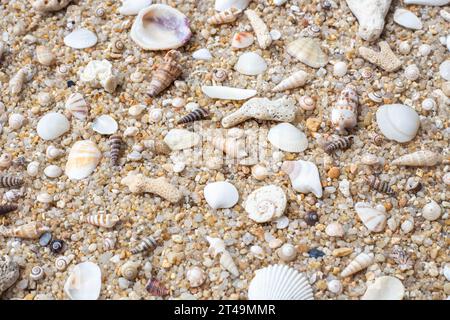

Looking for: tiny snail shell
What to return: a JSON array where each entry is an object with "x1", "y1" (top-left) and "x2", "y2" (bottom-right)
[
  {"x1": 27, "y1": 161, "x2": 40, "y2": 177},
  {"x1": 186, "y1": 266, "x2": 206, "y2": 288},
  {"x1": 95, "y1": 7, "x2": 106, "y2": 18},
  {"x1": 368, "y1": 92, "x2": 383, "y2": 103},
  {"x1": 46, "y1": 146, "x2": 64, "y2": 160},
  {"x1": 49, "y1": 239, "x2": 64, "y2": 254},
  {"x1": 325, "y1": 222, "x2": 344, "y2": 237},
  {"x1": 404, "y1": 64, "x2": 420, "y2": 81},
  {"x1": 0, "y1": 153, "x2": 12, "y2": 169},
  {"x1": 251, "y1": 164, "x2": 269, "y2": 180},
  {"x1": 333, "y1": 61, "x2": 348, "y2": 77},
  {"x1": 421, "y1": 98, "x2": 436, "y2": 111},
  {"x1": 57, "y1": 64, "x2": 70, "y2": 76},
  {"x1": 130, "y1": 71, "x2": 144, "y2": 83},
  {"x1": 418, "y1": 44, "x2": 431, "y2": 56},
  {"x1": 399, "y1": 41, "x2": 411, "y2": 54},
  {"x1": 327, "y1": 279, "x2": 342, "y2": 294},
  {"x1": 30, "y1": 266, "x2": 45, "y2": 281},
  {"x1": 103, "y1": 237, "x2": 116, "y2": 251},
  {"x1": 55, "y1": 256, "x2": 70, "y2": 271},
  {"x1": 361, "y1": 67, "x2": 373, "y2": 79},
  {"x1": 212, "y1": 68, "x2": 228, "y2": 82},
  {"x1": 44, "y1": 165, "x2": 63, "y2": 178},
  {"x1": 277, "y1": 243, "x2": 297, "y2": 262},
  {"x1": 8, "y1": 113, "x2": 25, "y2": 130},
  {"x1": 299, "y1": 95, "x2": 315, "y2": 111},
  {"x1": 120, "y1": 261, "x2": 140, "y2": 281}
]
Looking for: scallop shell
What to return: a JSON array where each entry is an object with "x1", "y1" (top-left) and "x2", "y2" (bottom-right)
[
  {"x1": 235, "y1": 52, "x2": 267, "y2": 76},
  {"x1": 120, "y1": 261, "x2": 139, "y2": 281},
  {"x1": 268, "y1": 123, "x2": 308, "y2": 153},
  {"x1": 391, "y1": 150, "x2": 442, "y2": 167},
  {"x1": 361, "y1": 276, "x2": 405, "y2": 300},
  {"x1": 119, "y1": 0, "x2": 152, "y2": 15},
  {"x1": 287, "y1": 37, "x2": 328, "y2": 68},
  {"x1": 215, "y1": 0, "x2": 250, "y2": 11},
  {"x1": 204, "y1": 181, "x2": 239, "y2": 209},
  {"x1": 248, "y1": 264, "x2": 314, "y2": 300},
  {"x1": 245, "y1": 185, "x2": 287, "y2": 223},
  {"x1": 376, "y1": 104, "x2": 420, "y2": 143},
  {"x1": 64, "y1": 28, "x2": 98, "y2": 49},
  {"x1": 272, "y1": 70, "x2": 309, "y2": 92},
  {"x1": 163, "y1": 129, "x2": 201, "y2": 151},
  {"x1": 36, "y1": 112, "x2": 70, "y2": 140},
  {"x1": 281, "y1": 160, "x2": 323, "y2": 198},
  {"x1": 64, "y1": 262, "x2": 101, "y2": 300},
  {"x1": 393, "y1": 9, "x2": 422, "y2": 30},
  {"x1": 201, "y1": 85, "x2": 257, "y2": 100},
  {"x1": 65, "y1": 140, "x2": 102, "y2": 180},
  {"x1": 65, "y1": 93, "x2": 88, "y2": 120},
  {"x1": 92, "y1": 115, "x2": 118, "y2": 135},
  {"x1": 354, "y1": 202, "x2": 387, "y2": 232},
  {"x1": 341, "y1": 252, "x2": 374, "y2": 277},
  {"x1": 231, "y1": 32, "x2": 254, "y2": 49},
  {"x1": 130, "y1": 4, "x2": 192, "y2": 51}
]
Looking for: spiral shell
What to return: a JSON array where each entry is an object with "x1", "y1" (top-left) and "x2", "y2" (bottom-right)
[
  {"x1": 103, "y1": 237, "x2": 116, "y2": 251},
  {"x1": 366, "y1": 175, "x2": 395, "y2": 195},
  {"x1": 371, "y1": 133, "x2": 384, "y2": 146},
  {"x1": 49, "y1": 239, "x2": 64, "y2": 254},
  {"x1": 207, "y1": 7, "x2": 242, "y2": 25},
  {"x1": 220, "y1": 250, "x2": 239, "y2": 277},
  {"x1": 95, "y1": 6, "x2": 106, "y2": 18},
  {"x1": 299, "y1": 95, "x2": 315, "y2": 111},
  {"x1": 0, "y1": 222, "x2": 49, "y2": 239},
  {"x1": 146, "y1": 278, "x2": 168, "y2": 297},
  {"x1": 55, "y1": 256, "x2": 70, "y2": 271},
  {"x1": 0, "y1": 153, "x2": 12, "y2": 169},
  {"x1": 148, "y1": 50, "x2": 182, "y2": 97},
  {"x1": 30, "y1": 266, "x2": 44, "y2": 281},
  {"x1": 109, "y1": 135, "x2": 122, "y2": 166},
  {"x1": 36, "y1": 46, "x2": 55, "y2": 66},
  {"x1": 245, "y1": 185, "x2": 287, "y2": 223},
  {"x1": 368, "y1": 92, "x2": 383, "y2": 103},
  {"x1": 0, "y1": 175, "x2": 23, "y2": 188},
  {"x1": 177, "y1": 108, "x2": 209, "y2": 125},
  {"x1": 108, "y1": 39, "x2": 125, "y2": 59},
  {"x1": 212, "y1": 68, "x2": 228, "y2": 82},
  {"x1": 81, "y1": 214, "x2": 119, "y2": 229},
  {"x1": 9, "y1": 68, "x2": 27, "y2": 95},
  {"x1": 65, "y1": 93, "x2": 88, "y2": 120},
  {"x1": 331, "y1": 85, "x2": 358, "y2": 134},
  {"x1": 324, "y1": 136, "x2": 353, "y2": 154},
  {"x1": 277, "y1": 243, "x2": 297, "y2": 262},
  {"x1": 120, "y1": 261, "x2": 140, "y2": 281},
  {"x1": 186, "y1": 266, "x2": 206, "y2": 288},
  {"x1": 391, "y1": 150, "x2": 442, "y2": 167},
  {"x1": 341, "y1": 252, "x2": 374, "y2": 278},
  {"x1": 273, "y1": 70, "x2": 309, "y2": 92},
  {"x1": 130, "y1": 236, "x2": 157, "y2": 255},
  {"x1": 46, "y1": 146, "x2": 64, "y2": 160},
  {"x1": 0, "y1": 204, "x2": 18, "y2": 216}
]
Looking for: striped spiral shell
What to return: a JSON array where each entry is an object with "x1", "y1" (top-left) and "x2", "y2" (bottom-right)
[
  {"x1": 109, "y1": 39, "x2": 125, "y2": 59},
  {"x1": 324, "y1": 136, "x2": 353, "y2": 154},
  {"x1": 145, "y1": 278, "x2": 168, "y2": 297},
  {"x1": 103, "y1": 237, "x2": 116, "y2": 251},
  {"x1": 366, "y1": 176, "x2": 395, "y2": 195},
  {"x1": 207, "y1": 7, "x2": 242, "y2": 25},
  {"x1": 55, "y1": 256, "x2": 70, "y2": 271},
  {"x1": 341, "y1": 252, "x2": 374, "y2": 278},
  {"x1": 95, "y1": 7, "x2": 106, "y2": 18},
  {"x1": 30, "y1": 266, "x2": 44, "y2": 281},
  {"x1": 130, "y1": 236, "x2": 157, "y2": 255},
  {"x1": 177, "y1": 108, "x2": 209, "y2": 125},
  {"x1": 82, "y1": 214, "x2": 119, "y2": 229},
  {"x1": 148, "y1": 50, "x2": 182, "y2": 97},
  {"x1": 372, "y1": 133, "x2": 384, "y2": 146},
  {"x1": 212, "y1": 68, "x2": 228, "y2": 82},
  {"x1": 0, "y1": 222, "x2": 49, "y2": 239},
  {"x1": 120, "y1": 261, "x2": 139, "y2": 281},
  {"x1": 0, "y1": 204, "x2": 18, "y2": 216},
  {"x1": 299, "y1": 95, "x2": 315, "y2": 111},
  {"x1": 109, "y1": 135, "x2": 122, "y2": 166}
]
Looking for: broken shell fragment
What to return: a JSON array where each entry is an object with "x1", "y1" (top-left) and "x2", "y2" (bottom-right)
[
  {"x1": 0, "y1": 256, "x2": 20, "y2": 296},
  {"x1": 204, "y1": 181, "x2": 239, "y2": 209},
  {"x1": 268, "y1": 123, "x2": 308, "y2": 153},
  {"x1": 32, "y1": 0, "x2": 72, "y2": 12},
  {"x1": 92, "y1": 115, "x2": 118, "y2": 135},
  {"x1": 64, "y1": 28, "x2": 98, "y2": 49},
  {"x1": 282, "y1": 160, "x2": 323, "y2": 198},
  {"x1": 36, "y1": 112, "x2": 70, "y2": 141},
  {"x1": 393, "y1": 8, "x2": 422, "y2": 30},
  {"x1": 64, "y1": 262, "x2": 101, "y2": 300},
  {"x1": 202, "y1": 85, "x2": 257, "y2": 100},
  {"x1": 354, "y1": 202, "x2": 387, "y2": 232},
  {"x1": 163, "y1": 129, "x2": 201, "y2": 151},
  {"x1": 359, "y1": 41, "x2": 402, "y2": 72},
  {"x1": 65, "y1": 140, "x2": 102, "y2": 180},
  {"x1": 361, "y1": 276, "x2": 405, "y2": 300},
  {"x1": 231, "y1": 32, "x2": 254, "y2": 50},
  {"x1": 244, "y1": 9, "x2": 272, "y2": 49},
  {"x1": 245, "y1": 185, "x2": 287, "y2": 223},
  {"x1": 36, "y1": 46, "x2": 55, "y2": 66}
]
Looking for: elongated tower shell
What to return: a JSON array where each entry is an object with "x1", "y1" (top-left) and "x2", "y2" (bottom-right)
[
  {"x1": 341, "y1": 252, "x2": 374, "y2": 277},
  {"x1": 148, "y1": 50, "x2": 182, "y2": 97}
]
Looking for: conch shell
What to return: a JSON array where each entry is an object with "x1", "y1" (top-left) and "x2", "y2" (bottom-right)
[
  {"x1": 331, "y1": 85, "x2": 358, "y2": 134},
  {"x1": 341, "y1": 252, "x2": 374, "y2": 277},
  {"x1": 282, "y1": 160, "x2": 323, "y2": 198},
  {"x1": 391, "y1": 150, "x2": 442, "y2": 167},
  {"x1": 0, "y1": 222, "x2": 49, "y2": 239},
  {"x1": 121, "y1": 173, "x2": 183, "y2": 203},
  {"x1": 148, "y1": 50, "x2": 182, "y2": 97}
]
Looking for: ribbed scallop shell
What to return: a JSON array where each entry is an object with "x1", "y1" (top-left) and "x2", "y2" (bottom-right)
[
  {"x1": 341, "y1": 252, "x2": 374, "y2": 277},
  {"x1": 248, "y1": 264, "x2": 314, "y2": 300},
  {"x1": 245, "y1": 185, "x2": 287, "y2": 223},
  {"x1": 287, "y1": 37, "x2": 328, "y2": 68},
  {"x1": 65, "y1": 93, "x2": 88, "y2": 120},
  {"x1": 65, "y1": 140, "x2": 101, "y2": 180},
  {"x1": 391, "y1": 150, "x2": 442, "y2": 167},
  {"x1": 272, "y1": 70, "x2": 309, "y2": 92}
]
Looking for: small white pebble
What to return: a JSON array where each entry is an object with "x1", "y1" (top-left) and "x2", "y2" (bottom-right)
[
  {"x1": 124, "y1": 127, "x2": 139, "y2": 137},
  {"x1": 401, "y1": 219, "x2": 414, "y2": 233},
  {"x1": 422, "y1": 200, "x2": 441, "y2": 221},
  {"x1": 128, "y1": 104, "x2": 146, "y2": 117},
  {"x1": 270, "y1": 29, "x2": 282, "y2": 41},
  {"x1": 27, "y1": 161, "x2": 39, "y2": 177},
  {"x1": 171, "y1": 97, "x2": 186, "y2": 108},
  {"x1": 327, "y1": 279, "x2": 342, "y2": 294},
  {"x1": 173, "y1": 162, "x2": 185, "y2": 173},
  {"x1": 44, "y1": 165, "x2": 63, "y2": 178},
  {"x1": 418, "y1": 44, "x2": 431, "y2": 56},
  {"x1": 333, "y1": 61, "x2": 348, "y2": 77},
  {"x1": 8, "y1": 113, "x2": 25, "y2": 130},
  {"x1": 421, "y1": 98, "x2": 436, "y2": 111}
]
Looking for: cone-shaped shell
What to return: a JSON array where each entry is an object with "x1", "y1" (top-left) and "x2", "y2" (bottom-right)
[
  {"x1": 82, "y1": 214, "x2": 120, "y2": 229},
  {"x1": 148, "y1": 50, "x2": 182, "y2": 97},
  {"x1": 65, "y1": 140, "x2": 102, "y2": 180},
  {"x1": 272, "y1": 70, "x2": 309, "y2": 92},
  {"x1": 248, "y1": 264, "x2": 314, "y2": 300},
  {"x1": 0, "y1": 222, "x2": 49, "y2": 239},
  {"x1": 282, "y1": 160, "x2": 322, "y2": 198},
  {"x1": 220, "y1": 251, "x2": 239, "y2": 277},
  {"x1": 341, "y1": 252, "x2": 374, "y2": 277},
  {"x1": 287, "y1": 37, "x2": 328, "y2": 68},
  {"x1": 391, "y1": 150, "x2": 442, "y2": 167},
  {"x1": 64, "y1": 262, "x2": 101, "y2": 300}
]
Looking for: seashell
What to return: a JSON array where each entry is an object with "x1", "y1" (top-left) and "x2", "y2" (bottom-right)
[
  {"x1": 130, "y1": 236, "x2": 157, "y2": 255},
  {"x1": 404, "y1": 64, "x2": 420, "y2": 81},
  {"x1": 130, "y1": 4, "x2": 192, "y2": 51},
  {"x1": 8, "y1": 114, "x2": 25, "y2": 131},
  {"x1": 92, "y1": 115, "x2": 118, "y2": 135},
  {"x1": 145, "y1": 278, "x2": 168, "y2": 296},
  {"x1": 298, "y1": 96, "x2": 316, "y2": 111},
  {"x1": 148, "y1": 50, "x2": 182, "y2": 97},
  {"x1": 404, "y1": 0, "x2": 448, "y2": 5},
  {"x1": 327, "y1": 279, "x2": 342, "y2": 294},
  {"x1": 202, "y1": 85, "x2": 257, "y2": 100},
  {"x1": 0, "y1": 256, "x2": 20, "y2": 296},
  {"x1": 390, "y1": 246, "x2": 413, "y2": 270},
  {"x1": 268, "y1": 123, "x2": 308, "y2": 153},
  {"x1": 44, "y1": 165, "x2": 63, "y2": 178},
  {"x1": 36, "y1": 46, "x2": 55, "y2": 66},
  {"x1": 204, "y1": 181, "x2": 239, "y2": 209},
  {"x1": 405, "y1": 177, "x2": 422, "y2": 193},
  {"x1": 146, "y1": 140, "x2": 171, "y2": 155},
  {"x1": 64, "y1": 28, "x2": 98, "y2": 49},
  {"x1": 38, "y1": 92, "x2": 53, "y2": 106},
  {"x1": 286, "y1": 37, "x2": 328, "y2": 68},
  {"x1": 119, "y1": 0, "x2": 152, "y2": 15},
  {"x1": 248, "y1": 264, "x2": 314, "y2": 300},
  {"x1": 103, "y1": 237, "x2": 116, "y2": 251},
  {"x1": 251, "y1": 164, "x2": 269, "y2": 180},
  {"x1": 30, "y1": 266, "x2": 44, "y2": 281},
  {"x1": 361, "y1": 153, "x2": 383, "y2": 166},
  {"x1": 331, "y1": 85, "x2": 358, "y2": 134},
  {"x1": 79, "y1": 59, "x2": 119, "y2": 93},
  {"x1": 3, "y1": 190, "x2": 22, "y2": 202},
  {"x1": 211, "y1": 136, "x2": 248, "y2": 158},
  {"x1": 368, "y1": 92, "x2": 383, "y2": 103},
  {"x1": 354, "y1": 202, "x2": 387, "y2": 232},
  {"x1": 206, "y1": 236, "x2": 227, "y2": 257},
  {"x1": 325, "y1": 222, "x2": 345, "y2": 237},
  {"x1": 282, "y1": 160, "x2": 323, "y2": 198},
  {"x1": 361, "y1": 276, "x2": 405, "y2": 300},
  {"x1": 340, "y1": 252, "x2": 374, "y2": 277},
  {"x1": 81, "y1": 214, "x2": 119, "y2": 229},
  {"x1": 244, "y1": 9, "x2": 272, "y2": 49},
  {"x1": 235, "y1": 52, "x2": 267, "y2": 76},
  {"x1": 345, "y1": 0, "x2": 392, "y2": 42},
  {"x1": 192, "y1": 48, "x2": 212, "y2": 61},
  {"x1": 31, "y1": 0, "x2": 72, "y2": 12},
  {"x1": 392, "y1": 150, "x2": 442, "y2": 167},
  {"x1": 0, "y1": 175, "x2": 24, "y2": 188},
  {"x1": 0, "y1": 153, "x2": 12, "y2": 169},
  {"x1": 9, "y1": 68, "x2": 27, "y2": 95},
  {"x1": 46, "y1": 146, "x2": 64, "y2": 160},
  {"x1": 0, "y1": 222, "x2": 49, "y2": 239},
  {"x1": 422, "y1": 200, "x2": 441, "y2": 221},
  {"x1": 108, "y1": 38, "x2": 125, "y2": 59},
  {"x1": 37, "y1": 112, "x2": 70, "y2": 140},
  {"x1": 371, "y1": 133, "x2": 384, "y2": 146},
  {"x1": 65, "y1": 140, "x2": 102, "y2": 180},
  {"x1": 393, "y1": 8, "x2": 422, "y2": 30},
  {"x1": 222, "y1": 97, "x2": 295, "y2": 128},
  {"x1": 37, "y1": 192, "x2": 53, "y2": 204},
  {"x1": 95, "y1": 6, "x2": 106, "y2": 18},
  {"x1": 215, "y1": 0, "x2": 250, "y2": 11},
  {"x1": 245, "y1": 185, "x2": 287, "y2": 223},
  {"x1": 220, "y1": 251, "x2": 239, "y2": 277},
  {"x1": 208, "y1": 7, "x2": 242, "y2": 25},
  {"x1": 250, "y1": 245, "x2": 265, "y2": 259},
  {"x1": 324, "y1": 136, "x2": 354, "y2": 154},
  {"x1": 0, "y1": 204, "x2": 18, "y2": 216},
  {"x1": 109, "y1": 135, "x2": 122, "y2": 166},
  {"x1": 212, "y1": 68, "x2": 228, "y2": 82},
  {"x1": 65, "y1": 93, "x2": 88, "y2": 120},
  {"x1": 186, "y1": 267, "x2": 205, "y2": 288},
  {"x1": 27, "y1": 161, "x2": 40, "y2": 177},
  {"x1": 366, "y1": 175, "x2": 394, "y2": 195},
  {"x1": 421, "y1": 98, "x2": 436, "y2": 111},
  {"x1": 333, "y1": 61, "x2": 348, "y2": 77},
  {"x1": 177, "y1": 108, "x2": 209, "y2": 124},
  {"x1": 50, "y1": 239, "x2": 65, "y2": 254},
  {"x1": 149, "y1": 108, "x2": 163, "y2": 123},
  {"x1": 163, "y1": 128, "x2": 200, "y2": 151},
  {"x1": 359, "y1": 41, "x2": 401, "y2": 72},
  {"x1": 128, "y1": 104, "x2": 146, "y2": 117},
  {"x1": 55, "y1": 256, "x2": 70, "y2": 271},
  {"x1": 440, "y1": 60, "x2": 450, "y2": 81},
  {"x1": 121, "y1": 174, "x2": 183, "y2": 203},
  {"x1": 277, "y1": 243, "x2": 297, "y2": 262},
  {"x1": 64, "y1": 262, "x2": 101, "y2": 300},
  {"x1": 231, "y1": 32, "x2": 254, "y2": 50},
  {"x1": 120, "y1": 261, "x2": 139, "y2": 281},
  {"x1": 272, "y1": 70, "x2": 309, "y2": 92}
]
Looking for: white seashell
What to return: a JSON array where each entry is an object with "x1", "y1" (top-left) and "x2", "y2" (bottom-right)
[
  {"x1": 251, "y1": 164, "x2": 269, "y2": 180},
  {"x1": 277, "y1": 243, "x2": 297, "y2": 262},
  {"x1": 281, "y1": 160, "x2": 323, "y2": 198},
  {"x1": 206, "y1": 236, "x2": 226, "y2": 257},
  {"x1": 65, "y1": 93, "x2": 88, "y2": 120},
  {"x1": 130, "y1": 4, "x2": 192, "y2": 51},
  {"x1": 163, "y1": 129, "x2": 201, "y2": 151},
  {"x1": 422, "y1": 200, "x2": 441, "y2": 221},
  {"x1": 286, "y1": 37, "x2": 328, "y2": 68},
  {"x1": 8, "y1": 114, "x2": 25, "y2": 130},
  {"x1": 215, "y1": 0, "x2": 250, "y2": 11},
  {"x1": 354, "y1": 202, "x2": 387, "y2": 232},
  {"x1": 250, "y1": 245, "x2": 265, "y2": 259},
  {"x1": 328, "y1": 279, "x2": 342, "y2": 294},
  {"x1": 202, "y1": 86, "x2": 257, "y2": 100},
  {"x1": 4, "y1": 189, "x2": 23, "y2": 202},
  {"x1": 268, "y1": 123, "x2": 308, "y2": 153},
  {"x1": 272, "y1": 70, "x2": 309, "y2": 92},
  {"x1": 391, "y1": 150, "x2": 442, "y2": 167},
  {"x1": 55, "y1": 256, "x2": 70, "y2": 271},
  {"x1": 64, "y1": 28, "x2": 98, "y2": 49},
  {"x1": 325, "y1": 222, "x2": 345, "y2": 237},
  {"x1": 103, "y1": 238, "x2": 116, "y2": 251},
  {"x1": 149, "y1": 108, "x2": 163, "y2": 123},
  {"x1": 440, "y1": 9, "x2": 450, "y2": 22},
  {"x1": 46, "y1": 146, "x2": 64, "y2": 160},
  {"x1": 92, "y1": 115, "x2": 118, "y2": 135},
  {"x1": 235, "y1": 52, "x2": 267, "y2": 76},
  {"x1": 404, "y1": 64, "x2": 420, "y2": 81},
  {"x1": 245, "y1": 185, "x2": 287, "y2": 223},
  {"x1": 270, "y1": 29, "x2": 281, "y2": 40},
  {"x1": 231, "y1": 32, "x2": 254, "y2": 50},
  {"x1": 393, "y1": 9, "x2": 422, "y2": 30},
  {"x1": 30, "y1": 266, "x2": 45, "y2": 281},
  {"x1": 333, "y1": 61, "x2": 348, "y2": 77},
  {"x1": 204, "y1": 181, "x2": 239, "y2": 209},
  {"x1": 129, "y1": 104, "x2": 146, "y2": 117},
  {"x1": 443, "y1": 264, "x2": 450, "y2": 281},
  {"x1": 38, "y1": 92, "x2": 53, "y2": 106},
  {"x1": 220, "y1": 251, "x2": 239, "y2": 277},
  {"x1": 401, "y1": 219, "x2": 414, "y2": 233},
  {"x1": 120, "y1": 261, "x2": 139, "y2": 281},
  {"x1": 119, "y1": 0, "x2": 152, "y2": 15},
  {"x1": 248, "y1": 264, "x2": 314, "y2": 300},
  {"x1": 376, "y1": 104, "x2": 420, "y2": 143},
  {"x1": 341, "y1": 252, "x2": 374, "y2": 277},
  {"x1": 0, "y1": 154, "x2": 10, "y2": 169},
  {"x1": 27, "y1": 161, "x2": 40, "y2": 177},
  {"x1": 186, "y1": 267, "x2": 206, "y2": 288},
  {"x1": 65, "y1": 140, "x2": 102, "y2": 180},
  {"x1": 274, "y1": 0, "x2": 288, "y2": 5},
  {"x1": 421, "y1": 98, "x2": 436, "y2": 111},
  {"x1": 245, "y1": 9, "x2": 272, "y2": 49},
  {"x1": 443, "y1": 173, "x2": 450, "y2": 186},
  {"x1": 64, "y1": 262, "x2": 101, "y2": 300},
  {"x1": 361, "y1": 276, "x2": 405, "y2": 300},
  {"x1": 44, "y1": 165, "x2": 63, "y2": 178},
  {"x1": 418, "y1": 44, "x2": 432, "y2": 56},
  {"x1": 36, "y1": 46, "x2": 55, "y2": 66},
  {"x1": 404, "y1": 0, "x2": 449, "y2": 5},
  {"x1": 37, "y1": 113, "x2": 70, "y2": 141},
  {"x1": 439, "y1": 60, "x2": 450, "y2": 81},
  {"x1": 399, "y1": 41, "x2": 411, "y2": 54},
  {"x1": 192, "y1": 48, "x2": 212, "y2": 60},
  {"x1": 36, "y1": 192, "x2": 53, "y2": 204}
]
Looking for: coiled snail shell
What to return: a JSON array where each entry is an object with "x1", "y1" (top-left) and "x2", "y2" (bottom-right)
[
  {"x1": 30, "y1": 266, "x2": 45, "y2": 281},
  {"x1": 55, "y1": 256, "x2": 70, "y2": 271},
  {"x1": 120, "y1": 261, "x2": 140, "y2": 281}
]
